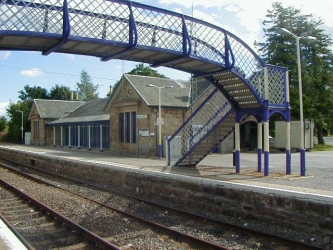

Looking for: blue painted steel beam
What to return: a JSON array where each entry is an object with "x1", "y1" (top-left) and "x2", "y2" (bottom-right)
[
  {"x1": 101, "y1": 1, "x2": 137, "y2": 61},
  {"x1": 43, "y1": 0, "x2": 70, "y2": 56},
  {"x1": 152, "y1": 16, "x2": 191, "y2": 67}
]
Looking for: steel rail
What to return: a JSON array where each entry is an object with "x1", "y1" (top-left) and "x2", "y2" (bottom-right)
[
  {"x1": 0, "y1": 159, "x2": 326, "y2": 250},
  {"x1": 1, "y1": 161, "x2": 232, "y2": 249},
  {"x1": 0, "y1": 213, "x2": 34, "y2": 250},
  {"x1": 0, "y1": 177, "x2": 121, "y2": 250}
]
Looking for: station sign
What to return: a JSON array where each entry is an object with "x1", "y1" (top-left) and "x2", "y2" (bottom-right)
[{"x1": 137, "y1": 114, "x2": 147, "y2": 119}]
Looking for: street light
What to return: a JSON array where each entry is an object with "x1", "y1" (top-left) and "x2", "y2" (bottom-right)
[
  {"x1": 146, "y1": 84, "x2": 173, "y2": 158},
  {"x1": 15, "y1": 110, "x2": 24, "y2": 144},
  {"x1": 281, "y1": 28, "x2": 316, "y2": 176}
]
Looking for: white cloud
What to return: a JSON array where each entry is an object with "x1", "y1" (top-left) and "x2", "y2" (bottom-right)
[
  {"x1": 159, "y1": 0, "x2": 333, "y2": 49},
  {"x1": 0, "y1": 102, "x2": 9, "y2": 117},
  {"x1": 64, "y1": 54, "x2": 75, "y2": 60},
  {"x1": 0, "y1": 51, "x2": 11, "y2": 60},
  {"x1": 160, "y1": 0, "x2": 220, "y2": 8},
  {"x1": 174, "y1": 8, "x2": 183, "y2": 14},
  {"x1": 20, "y1": 68, "x2": 44, "y2": 77}
]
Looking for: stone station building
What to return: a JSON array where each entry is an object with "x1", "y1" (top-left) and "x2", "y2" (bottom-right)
[{"x1": 28, "y1": 74, "x2": 235, "y2": 157}]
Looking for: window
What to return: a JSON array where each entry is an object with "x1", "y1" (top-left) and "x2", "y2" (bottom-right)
[
  {"x1": 132, "y1": 112, "x2": 137, "y2": 143},
  {"x1": 125, "y1": 112, "x2": 130, "y2": 143},
  {"x1": 33, "y1": 120, "x2": 39, "y2": 139},
  {"x1": 119, "y1": 112, "x2": 136, "y2": 143},
  {"x1": 119, "y1": 113, "x2": 124, "y2": 142}
]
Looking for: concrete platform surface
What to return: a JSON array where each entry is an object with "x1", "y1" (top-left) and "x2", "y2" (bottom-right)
[
  {"x1": 1, "y1": 143, "x2": 333, "y2": 198},
  {"x1": 0, "y1": 219, "x2": 27, "y2": 250}
]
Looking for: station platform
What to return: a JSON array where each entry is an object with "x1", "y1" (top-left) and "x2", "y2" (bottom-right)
[
  {"x1": 1, "y1": 143, "x2": 333, "y2": 198},
  {"x1": 0, "y1": 218, "x2": 27, "y2": 250},
  {"x1": 1, "y1": 143, "x2": 333, "y2": 249}
]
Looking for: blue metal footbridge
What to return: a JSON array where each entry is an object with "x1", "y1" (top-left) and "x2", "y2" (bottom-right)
[{"x1": 0, "y1": 0, "x2": 292, "y2": 175}]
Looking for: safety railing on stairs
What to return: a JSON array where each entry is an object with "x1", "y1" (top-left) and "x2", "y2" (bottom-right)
[{"x1": 167, "y1": 88, "x2": 233, "y2": 166}]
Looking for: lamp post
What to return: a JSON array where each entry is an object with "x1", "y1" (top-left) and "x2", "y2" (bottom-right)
[
  {"x1": 281, "y1": 28, "x2": 316, "y2": 176},
  {"x1": 147, "y1": 84, "x2": 173, "y2": 158},
  {"x1": 15, "y1": 110, "x2": 24, "y2": 144}
]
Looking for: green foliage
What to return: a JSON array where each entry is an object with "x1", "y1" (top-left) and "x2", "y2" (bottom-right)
[
  {"x1": 18, "y1": 85, "x2": 48, "y2": 104},
  {"x1": 111, "y1": 63, "x2": 168, "y2": 97},
  {"x1": 255, "y1": 2, "x2": 333, "y2": 144},
  {"x1": 127, "y1": 63, "x2": 167, "y2": 78},
  {"x1": 76, "y1": 70, "x2": 98, "y2": 100},
  {"x1": 5, "y1": 102, "x2": 30, "y2": 143},
  {"x1": 49, "y1": 84, "x2": 72, "y2": 100},
  {"x1": 0, "y1": 116, "x2": 7, "y2": 132},
  {"x1": 313, "y1": 144, "x2": 333, "y2": 151}
]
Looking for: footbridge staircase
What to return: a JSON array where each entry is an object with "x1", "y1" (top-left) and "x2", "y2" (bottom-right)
[{"x1": 0, "y1": 0, "x2": 289, "y2": 167}]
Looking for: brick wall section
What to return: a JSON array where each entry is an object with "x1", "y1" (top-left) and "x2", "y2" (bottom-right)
[{"x1": 1, "y1": 146, "x2": 332, "y2": 236}]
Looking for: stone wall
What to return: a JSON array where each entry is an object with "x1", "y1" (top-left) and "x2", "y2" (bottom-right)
[
  {"x1": 110, "y1": 80, "x2": 188, "y2": 158},
  {"x1": 1, "y1": 146, "x2": 332, "y2": 236}
]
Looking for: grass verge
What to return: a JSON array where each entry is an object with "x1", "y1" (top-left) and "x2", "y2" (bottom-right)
[{"x1": 313, "y1": 144, "x2": 333, "y2": 151}]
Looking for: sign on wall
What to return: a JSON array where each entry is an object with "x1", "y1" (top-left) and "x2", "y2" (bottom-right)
[
  {"x1": 137, "y1": 114, "x2": 147, "y2": 119},
  {"x1": 139, "y1": 129, "x2": 149, "y2": 136}
]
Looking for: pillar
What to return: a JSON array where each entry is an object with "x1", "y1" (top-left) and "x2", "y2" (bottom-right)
[
  {"x1": 285, "y1": 71, "x2": 292, "y2": 174},
  {"x1": 88, "y1": 124, "x2": 91, "y2": 150},
  {"x1": 235, "y1": 121, "x2": 241, "y2": 173},
  {"x1": 263, "y1": 121, "x2": 270, "y2": 176},
  {"x1": 53, "y1": 126, "x2": 56, "y2": 147},
  {"x1": 257, "y1": 122, "x2": 262, "y2": 172},
  {"x1": 68, "y1": 125, "x2": 71, "y2": 148},
  {"x1": 77, "y1": 125, "x2": 80, "y2": 149},
  {"x1": 263, "y1": 67, "x2": 270, "y2": 176},
  {"x1": 100, "y1": 124, "x2": 103, "y2": 152},
  {"x1": 60, "y1": 126, "x2": 63, "y2": 147},
  {"x1": 286, "y1": 121, "x2": 291, "y2": 174}
]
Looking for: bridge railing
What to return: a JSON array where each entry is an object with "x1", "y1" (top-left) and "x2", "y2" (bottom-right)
[
  {"x1": 167, "y1": 88, "x2": 232, "y2": 166},
  {"x1": 1, "y1": 0, "x2": 288, "y2": 105},
  {"x1": 2, "y1": 1, "x2": 272, "y2": 72}
]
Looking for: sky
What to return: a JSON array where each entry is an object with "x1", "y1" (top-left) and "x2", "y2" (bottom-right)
[{"x1": 1, "y1": 0, "x2": 333, "y2": 117}]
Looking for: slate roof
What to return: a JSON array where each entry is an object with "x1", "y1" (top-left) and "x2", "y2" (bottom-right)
[
  {"x1": 64, "y1": 99, "x2": 109, "y2": 117},
  {"x1": 125, "y1": 74, "x2": 191, "y2": 108},
  {"x1": 29, "y1": 99, "x2": 85, "y2": 120},
  {"x1": 48, "y1": 99, "x2": 110, "y2": 125}
]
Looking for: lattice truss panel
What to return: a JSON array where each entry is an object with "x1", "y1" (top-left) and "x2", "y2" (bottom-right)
[
  {"x1": 169, "y1": 89, "x2": 232, "y2": 166},
  {"x1": 266, "y1": 66, "x2": 285, "y2": 105},
  {"x1": 185, "y1": 20, "x2": 227, "y2": 64},
  {"x1": 0, "y1": 0, "x2": 63, "y2": 34},
  {"x1": 67, "y1": 0, "x2": 130, "y2": 41},
  {"x1": 227, "y1": 35, "x2": 286, "y2": 105},
  {"x1": 246, "y1": 66, "x2": 286, "y2": 105},
  {"x1": 1, "y1": 0, "x2": 286, "y2": 106},
  {"x1": 132, "y1": 6, "x2": 183, "y2": 52}
]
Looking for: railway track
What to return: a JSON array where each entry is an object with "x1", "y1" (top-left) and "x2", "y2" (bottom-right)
[
  {"x1": 0, "y1": 159, "x2": 326, "y2": 249},
  {"x1": 0, "y1": 178, "x2": 119, "y2": 250}
]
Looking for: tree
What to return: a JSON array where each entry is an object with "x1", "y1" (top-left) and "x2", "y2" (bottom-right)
[
  {"x1": 5, "y1": 84, "x2": 48, "y2": 142},
  {"x1": 0, "y1": 116, "x2": 7, "y2": 132},
  {"x1": 255, "y1": 2, "x2": 333, "y2": 144},
  {"x1": 18, "y1": 85, "x2": 48, "y2": 103},
  {"x1": 111, "y1": 63, "x2": 168, "y2": 96},
  {"x1": 5, "y1": 102, "x2": 30, "y2": 143},
  {"x1": 76, "y1": 70, "x2": 98, "y2": 100},
  {"x1": 49, "y1": 84, "x2": 72, "y2": 100},
  {"x1": 127, "y1": 63, "x2": 167, "y2": 78}
]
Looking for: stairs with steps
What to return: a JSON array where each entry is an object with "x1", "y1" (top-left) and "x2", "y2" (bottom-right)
[
  {"x1": 214, "y1": 71, "x2": 263, "y2": 109},
  {"x1": 167, "y1": 88, "x2": 235, "y2": 167}
]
